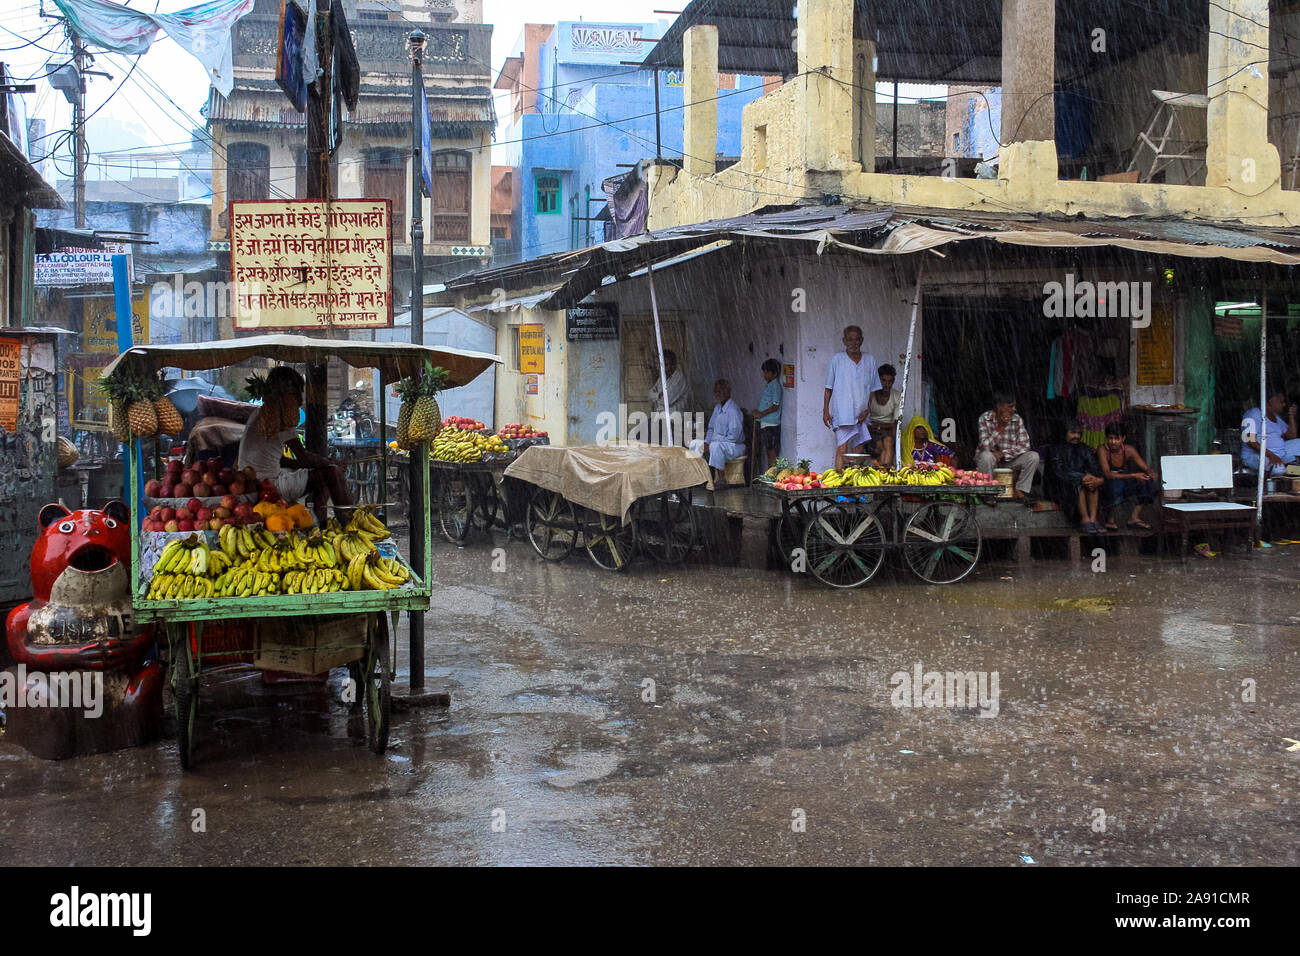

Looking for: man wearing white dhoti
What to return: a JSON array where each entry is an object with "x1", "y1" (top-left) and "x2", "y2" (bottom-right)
[
  {"x1": 689, "y1": 379, "x2": 746, "y2": 487},
  {"x1": 822, "y1": 325, "x2": 881, "y2": 471}
]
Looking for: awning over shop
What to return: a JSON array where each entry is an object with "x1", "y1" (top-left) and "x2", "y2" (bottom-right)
[
  {"x1": 0, "y1": 134, "x2": 65, "y2": 211},
  {"x1": 436, "y1": 202, "x2": 1300, "y2": 310},
  {"x1": 103, "y1": 334, "x2": 502, "y2": 387}
]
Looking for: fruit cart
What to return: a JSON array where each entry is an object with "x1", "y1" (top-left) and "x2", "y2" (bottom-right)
[
  {"x1": 102, "y1": 335, "x2": 499, "y2": 769},
  {"x1": 505, "y1": 443, "x2": 710, "y2": 571},
  {"x1": 429, "y1": 424, "x2": 551, "y2": 546},
  {"x1": 756, "y1": 467, "x2": 1004, "y2": 588}
]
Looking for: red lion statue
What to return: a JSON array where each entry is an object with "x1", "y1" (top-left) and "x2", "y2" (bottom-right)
[{"x1": 3, "y1": 501, "x2": 161, "y2": 759}]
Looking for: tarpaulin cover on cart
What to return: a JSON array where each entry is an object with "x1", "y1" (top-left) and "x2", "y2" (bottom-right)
[{"x1": 505, "y1": 443, "x2": 710, "y2": 519}]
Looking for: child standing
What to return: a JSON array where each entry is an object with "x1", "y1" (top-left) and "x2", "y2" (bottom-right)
[{"x1": 751, "y1": 358, "x2": 783, "y2": 470}]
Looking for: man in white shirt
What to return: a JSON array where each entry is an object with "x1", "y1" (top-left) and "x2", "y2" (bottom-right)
[
  {"x1": 689, "y1": 379, "x2": 746, "y2": 486},
  {"x1": 1241, "y1": 388, "x2": 1300, "y2": 475},
  {"x1": 647, "y1": 348, "x2": 689, "y2": 414},
  {"x1": 822, "y1": 325, "x2": 881, "y2": 471},
  {"x1": 237, "y1": 366, "x2": 354, "y2": 525}
]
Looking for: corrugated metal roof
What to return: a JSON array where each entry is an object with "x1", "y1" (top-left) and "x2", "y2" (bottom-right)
[{"x1": 438, "y1": 201, "x2": 1300, "y2": 308}]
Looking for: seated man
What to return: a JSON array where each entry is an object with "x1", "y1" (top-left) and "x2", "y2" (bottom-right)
[
  {"x1": 689, "y1": 379, "x2": 746, "y2": 488},
  {"x1": 975, "y1": 392, "x2": 1040, "y2": 498},
  {"x1": 237, "y1": 366, "x2": 355, "y2": 525},
  {"x1": 1045, "y1": 419, "x2": 1105, "y2": 532},
  {"x1": 1241, "y1": 388, "x2": 1300, "y2": 475}
]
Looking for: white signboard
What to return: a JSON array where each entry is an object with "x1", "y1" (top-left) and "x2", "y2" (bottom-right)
[{"x1": 34, "y1": 242, "x2": 132, "y2": 287}]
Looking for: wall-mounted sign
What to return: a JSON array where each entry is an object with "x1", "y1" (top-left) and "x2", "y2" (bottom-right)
[
  {"x1": 783, "y1": 363, "x2": 795, "y2": 389},
  {"x1": 275, "y1": 0, "x2": 309, "y2": 113},
  {"x1": 34, "y1": 242, "x2": 132, "y2": 287},
  {"x1": 566, "y1": 303, "x2": 619, "y2": 341},
  {"x1": 519, "y1": 324, "x2": 545, "y2": 374},
  {"x1": 0, "y1": 336, "x2": 20, "y2": 433},
  {"x1": 82, "y1": 296, "x2": 149, "y2": 353},
  {"x1": 66, "y1": 353, "x2": 112, "y2": 432},
  {"x1": 229, "y1": 199, "x2": 392, "y2": 329},
  {"x1": 1135, "y1": 303, "x2": 1175, "y2": 387},
  {"x1": 524, "y1": 374, "x2": 539, "y2": 395}
]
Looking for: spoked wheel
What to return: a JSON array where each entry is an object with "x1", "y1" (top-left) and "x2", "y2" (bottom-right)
[
  {"x1": 636, "y1": 491, "x2": 697, "y2": 563},
  {"x1": 173, "y1": 625, "x2": 198, "y2": 771},
  {"x1": 903, "y1": 501, "x2": 982, "y2": 584},
  {"x1": 352, "y1": 614, "x2": 391, "y2": 753},
  {"x1": 471, "y1": 476, "x2": 502, "y2": 532},
  {"x1": 584, "y1": 510, "x2": 638, "y2": 572},
  {"x1": 802, "y1": 503, "x2": 886, "y2": 588},
  {"x1": 438, "y1": 473, "x2": 473, "y2": 544},
  {"x1": 525, "y1": 487, "x2": 578, "y2": 561}
]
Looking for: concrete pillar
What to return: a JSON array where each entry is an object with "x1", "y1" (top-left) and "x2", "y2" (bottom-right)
[
  {"x1": 852, "y1": 39, "x2": 876, "y2": 173},
  {"x1": 1000, "y1": 0, "x2": 1055, "y2": 144},
  {"x1": 683, "y1": 25, "x2": 719, "y2": 178},
  {"x1": 1206, "y1": 0, "x2": 1280, "y2": 191},
  {"x1": 796, "y1": 0, "x2": 856, "y2": 171}
]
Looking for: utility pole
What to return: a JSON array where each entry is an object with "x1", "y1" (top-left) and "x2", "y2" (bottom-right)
[
  {"x1": 71, "y1": 30, "x2": 86, "y2": 228},
  {"x1": 304, "y1": 0, "x2": 333, "y2": 456},
  {"x1": 407, "y1": 28, "x2": 426, "y2": 693}
]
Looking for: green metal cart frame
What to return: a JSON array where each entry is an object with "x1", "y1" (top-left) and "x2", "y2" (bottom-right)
[{"x1": 105, "y1": 335, "x2": 499, "y2": 769}]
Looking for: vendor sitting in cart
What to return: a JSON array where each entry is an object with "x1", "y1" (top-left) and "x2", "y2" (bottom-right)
[
  {"x1": 689, "y1": 379, "x2": 746, "y2": 488},
  {"x1": 238, "y1": 366, "x2": 355, "y2": 526}
]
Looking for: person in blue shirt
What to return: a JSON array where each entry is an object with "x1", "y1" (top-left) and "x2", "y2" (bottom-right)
[
  {"x1": 750, "y1": 358, "x2": 783, "y2": 470},
  {"x1": 1241, "y1": 388, "x2": 1300, "y2": 475}
]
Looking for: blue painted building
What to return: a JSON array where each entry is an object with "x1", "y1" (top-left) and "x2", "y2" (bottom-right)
[{"x1": 495, "y1": 21, "x2": 768, "y2": 262}]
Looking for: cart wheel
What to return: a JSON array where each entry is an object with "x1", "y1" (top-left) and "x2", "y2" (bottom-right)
[
  {"x1": 903, "y1": 501, "x2": 982, "y2": 584},
  {"x1": 526, "y1": 488, "x2": 578, "y2": 561},
  {"x1": 361, "y1": 615, "x2": 392, "y2": 754},
  {"x1": 439, "y1": 474, "x2": 473, "y2": 544},
  {"x1": 802, "y1": 503, "x2": 885, "y2": 588},
  {"x1": 584, "y1": 511, "x2": 638, "y2": 572},
  {"x1": 472, "y1": 476, "x2": 502, "y2": 532},
  {"x1": 174, "y1": 628, "x2": 198, "y2": 771},
  {"x1": 636, "y1": 491, "x2": 697, "y2": 563}
]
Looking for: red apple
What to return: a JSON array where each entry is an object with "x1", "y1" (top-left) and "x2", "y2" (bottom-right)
[
  {"x1": 195, "y1": 507, "x2": 212, "y2": 523},
  {"x1": 234, "y1": 503, "x2": 254, "y2": 521},
  {"x1": 229, "y1": 480, "x2": 245, "y2": 496},
  {"x1": 201, "y1": 471, "x2": 218, "y2": 487},
  {"x1": 220, "y1": 494, "x2": 237, "y2": 511},
  {"x1": 259, "y1": 489, "x2": 278, "y2": 503},
  {"x1": 166, "y1": 459, "x2": 183, "y2": 475},
  {"x1": 212, "y1": 484, "x2": 227, "y2": 497},
  {"x1": 159, "y1": 507, "x2": 176, "y2": 523},
  {"x1": 144, "y1": 479, "x2": 163, "y2": 498},
  {"x1": 193, "y1": 482, "x2": 212, "y2": 498},
  {"x1": 214, "y1": 506, "x2": 231, "y2": 519},
  {"x1": 219, "y1": 469, "x2": 237, "y2": 486},
  {"x1": 164, "y1": 519, "x2": 180, "y2": 533},
  {"x1": 208, "y1": 518, "x2": 223, "y2": 531},
  {"x1": 180, "y1": 469, "x2": 198, "y2": 486},
  {"x1": 186, "y1": 498, "x2": 202, "y2": 514},
  {"x1": 177, "y1": 520, "x2": 194, "y2": 532},
  {"x1": 173, "y1": 482, "x2": 191, "y2": 498}
]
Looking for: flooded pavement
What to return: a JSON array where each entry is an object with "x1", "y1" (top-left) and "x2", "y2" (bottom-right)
[{"x1": 2, "y1": 535, "x2": 1298, "y2": 866}]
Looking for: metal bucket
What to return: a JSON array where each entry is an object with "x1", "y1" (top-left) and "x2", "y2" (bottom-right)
[{"x1": 993, "y1": 467, "x2": 1014, "y2": 497}]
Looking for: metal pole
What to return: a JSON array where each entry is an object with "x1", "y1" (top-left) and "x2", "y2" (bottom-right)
[
  {"x1": 304, "y1": 0, "x2": 331, "y2": 454},
  {"x1": 653, "y1": 68, "x2": 662, "y2": 160},
  {"x1": 1255, "y1": 277, "x2": 1267, "y2": 538},
  {"x1": 72, "y1": 31, "x2": 86, "y2": 228},
  {"x1": 646, "y1": 253, "x2": 672, "y2": 446},
  {"x1": 895, "y1": 263, "x2": 924, "y2": 465},
  {"x1": 892, "y1": 80, "x2": 899, "y2": 168},
  {"x1": 408, "y1": 30, "x2": 427, "y2": 692}
]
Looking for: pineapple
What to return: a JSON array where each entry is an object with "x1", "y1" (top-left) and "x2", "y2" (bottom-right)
[
  {"x1": 402, "y1": 367, "x2": 449, "y2": 444},
  {"x1": 109, "y1": 401, "x2": 131, "y2": 442},
  {"x1": 796, "y1": 458, "x2": 812, "y2": 476},
  {"x1": 99, "y1": 370, "x2": 155, "y2": 439},
  {"x1": 128, "y1": 396, "x2": 159, "y2": 436},
  {"x1": 393, "y1": 376, "x2": 420, "y2": 449},
  {"x1": 147, "y1": 377, "x2": 184, "y2": 434}
]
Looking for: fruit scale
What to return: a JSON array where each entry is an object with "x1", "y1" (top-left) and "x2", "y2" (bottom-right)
[{"x1": 102, "y1": 334, "x2": 501, "y2": 769}]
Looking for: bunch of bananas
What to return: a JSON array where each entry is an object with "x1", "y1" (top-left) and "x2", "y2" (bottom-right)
[
  {"x1": 145, "y1": 509, "x2": 411, "y2": 599},
  {"x1": 432, "y1": 426, "x2": 509, "y2": 462},
  {"x1": 147, "y1": 535, "x2": 235, "y2": 599},
  {"x1": 819, "y1": 465, "x2": 956, "y2": 489}
]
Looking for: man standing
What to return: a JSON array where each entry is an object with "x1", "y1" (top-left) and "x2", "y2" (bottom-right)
[
  {"x1": 647, "y1": 348, "x2": 689, "y2": 413},
  {"x1": 822, "y1": 325, "x2": 881, "y2": 471},
  {"x1": 1241, "y1": 388, "x2": 1300, "y2": 475},
  {"x1": 689, "y1": 379, "x2": 746, "y2": 488},
  {"x1": 975, "y1": 392, "x2": 1039, "y2": 498}
]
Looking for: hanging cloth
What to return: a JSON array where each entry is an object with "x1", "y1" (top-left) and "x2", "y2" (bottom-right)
[{"x1": 52, "y1": 0, "x2": 256, "y2": 97}]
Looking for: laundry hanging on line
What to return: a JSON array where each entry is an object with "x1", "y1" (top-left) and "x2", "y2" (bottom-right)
[{"x1": 52, "y1": 0, "x2": 255, "y2": 97}]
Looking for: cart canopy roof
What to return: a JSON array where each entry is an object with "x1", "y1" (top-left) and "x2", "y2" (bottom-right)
[{"x1": 102, "y1": 334, "x2": 501, "y2": 387}]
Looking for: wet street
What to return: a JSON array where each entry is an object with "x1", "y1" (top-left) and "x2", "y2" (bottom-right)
[{"x1": 2, "y1": 534, "x2": 1298, "y2": 867}]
